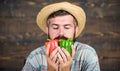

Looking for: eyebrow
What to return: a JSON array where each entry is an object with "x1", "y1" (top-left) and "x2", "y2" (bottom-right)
[
  {"x1": 49, "y1": 24, "x2": 58, "y2": 27},
  {"x1": 51, "y1": 24, "x2": 59, "y2": 26},
  {"x1": 64, "y1": 24, "x2": 72, "y2": 26},
  {"x1": 49, "y1": 23, "x2": 73, "y2": 28},
  {"x1": 51, "y1": 23, "x2": 71, "y2": 26}
]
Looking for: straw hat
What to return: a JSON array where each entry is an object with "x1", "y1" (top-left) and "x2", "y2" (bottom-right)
[{"x1": 37, "y1": 2, "x2": 86, "y2": 37}]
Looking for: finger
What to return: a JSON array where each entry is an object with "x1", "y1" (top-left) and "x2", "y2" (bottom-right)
[
  {"x1": 71, "y1": 45, "x2": 75, "y2": 58},
  {"x1": 52, "y1": 53, "x2": 58, "y2": 63},
  {"x1": 62, "y1": 48, "x2": 71, "y2": 61},
  {"x1": 46, "y1": 42, "x2": 50, "y2": 56},
  {"x1": 56, "y1": 58, "x2": 60, "y2": 65},
  {"x1": 55, "y1": 41, "x2": 58, "y2": 47},
  {"x1": 57, "y1": 52, "x2": 63, "y2": 64},
  {"x1": 58, "y1": 47, "x2": 67, "y2": 63},
  {"x1": 49, "y1": 47, "x2": 58, "y2": 59}
]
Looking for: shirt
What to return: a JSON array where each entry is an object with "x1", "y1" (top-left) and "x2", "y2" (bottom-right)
[{"x1": 22, "y1": 42, "x2": 100, "y2": 71}]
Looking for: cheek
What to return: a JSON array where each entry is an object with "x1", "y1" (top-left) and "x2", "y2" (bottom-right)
[
  {"x1": 65, "y1": 29, "x2": 75, "y2": 37},
  {"x1": 49, "y1": 29, "x2": 59, "y2": 39}
]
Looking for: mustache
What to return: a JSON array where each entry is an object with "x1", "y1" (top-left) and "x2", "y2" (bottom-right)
[{"x1": 54, "y1": 36, "x2": 68, "y2": 40}]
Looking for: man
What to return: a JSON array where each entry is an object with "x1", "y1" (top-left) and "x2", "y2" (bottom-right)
[{"x1": 22, "y1": 2, "x2": 100, "y2": 71}]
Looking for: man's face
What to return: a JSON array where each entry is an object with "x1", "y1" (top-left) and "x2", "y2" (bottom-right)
[{"x1": 46, "y1": 15, "x2": 78, "y2": 41}]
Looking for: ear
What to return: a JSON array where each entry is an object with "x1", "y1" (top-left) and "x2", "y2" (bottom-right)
[{"x1": 75, "y1": 26, "x2": 78, "y2": 37}]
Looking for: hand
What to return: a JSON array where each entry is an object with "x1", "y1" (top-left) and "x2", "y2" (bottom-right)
[
  {"x1": 57, "y1": 45, "x2": 75, "y2": 71},
  {"x1": 46, "y1": 43, "x2": 59, "y2": 71}
]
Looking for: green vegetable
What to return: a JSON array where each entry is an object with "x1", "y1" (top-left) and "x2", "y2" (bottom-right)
[{"x1": 59, "y1": 39, "x2": 74, "y2": 54}]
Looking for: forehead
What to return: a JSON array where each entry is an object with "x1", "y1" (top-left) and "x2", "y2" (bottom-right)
[{"x1": 49, "y1": 15, "x2": 74, "y2": 24}]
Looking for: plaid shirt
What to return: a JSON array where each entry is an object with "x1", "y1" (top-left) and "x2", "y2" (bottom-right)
[{"x1": 22, "y1": 42, "x2": 100, "y2": 71}]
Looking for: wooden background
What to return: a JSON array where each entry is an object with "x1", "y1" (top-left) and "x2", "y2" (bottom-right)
[{"x1": 0, "y1": 0, "x2": 120, "y2": 71}]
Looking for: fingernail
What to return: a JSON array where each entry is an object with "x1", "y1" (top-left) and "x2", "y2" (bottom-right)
[{"x1": 62, "y1": 48, "x2": 64, "y2": 50}]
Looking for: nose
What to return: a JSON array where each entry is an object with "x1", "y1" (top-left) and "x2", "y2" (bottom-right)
[{"x1": 59, "y1": 27, "x2": 64, "y2": 36}]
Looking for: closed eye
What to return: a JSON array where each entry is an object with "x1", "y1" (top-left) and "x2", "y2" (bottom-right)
[
  {"x1": 51, "y1": 24, "x2": 59, "y2": 29},
  {"x1": 64, "y1": 24, "x2": 71, "y2": 29}
]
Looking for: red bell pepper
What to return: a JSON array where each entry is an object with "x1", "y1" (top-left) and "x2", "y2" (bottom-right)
[{"x1": 45, "y1": 39, "x2": 59, "y2": 55}]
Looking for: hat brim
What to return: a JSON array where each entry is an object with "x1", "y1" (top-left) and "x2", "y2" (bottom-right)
[{"x1": 37, "y1": 2, "x2": 86, "y2": 37}]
